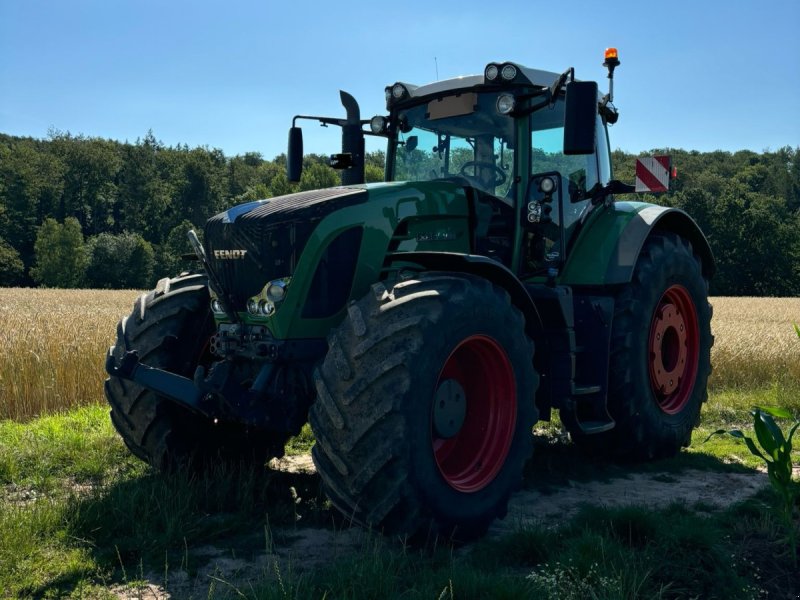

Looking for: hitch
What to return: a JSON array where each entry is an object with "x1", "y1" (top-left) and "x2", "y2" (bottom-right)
[
  {"x1": 105, "y1": 347, "x2": 302, "y2": 430},
  {"x1": 106, "y1": 349, "x2": 206, "y2": 411}
]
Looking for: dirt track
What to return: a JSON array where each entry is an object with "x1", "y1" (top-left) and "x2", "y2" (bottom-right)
[{"x1": 112, "y1": 456, "x2": 769, "y2": 599}]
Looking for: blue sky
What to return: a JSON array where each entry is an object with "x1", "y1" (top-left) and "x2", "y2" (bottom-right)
[{"x1": 1, "y1": 0, "x2": 798, "y2": 160}]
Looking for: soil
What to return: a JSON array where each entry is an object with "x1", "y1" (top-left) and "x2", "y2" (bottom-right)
[{"x1": 110, "y1": 454, "x2": 771, "y2": 600}]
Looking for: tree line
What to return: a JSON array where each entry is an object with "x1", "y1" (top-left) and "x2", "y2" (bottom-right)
[{"x1": 0, "y1": 131, "x2": 797, "y2": 295}]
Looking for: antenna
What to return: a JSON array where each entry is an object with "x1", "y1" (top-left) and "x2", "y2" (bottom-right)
[{"x1": 435, "y1": 57, "x2": 439, "y2": 81}]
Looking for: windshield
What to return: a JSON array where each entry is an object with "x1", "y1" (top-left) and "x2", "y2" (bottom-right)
[{"x1": 391, "y1": 92, "x2": 514, "y2": 198}]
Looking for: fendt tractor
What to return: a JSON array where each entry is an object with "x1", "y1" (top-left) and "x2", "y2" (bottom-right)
[{"x1": 106, "y1": 49, "x2": 713, "y2": 539}]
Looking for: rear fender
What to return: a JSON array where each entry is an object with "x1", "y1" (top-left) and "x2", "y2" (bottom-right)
[{"x1": 560, "y1": 202, "x2": 714, "y2": 286}]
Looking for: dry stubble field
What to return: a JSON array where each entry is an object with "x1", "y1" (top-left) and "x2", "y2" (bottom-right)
[{"x1": 0, "y1": 288, "x2": 798, "y2": 421}]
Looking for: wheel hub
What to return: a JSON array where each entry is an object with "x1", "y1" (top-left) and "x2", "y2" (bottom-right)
[
  {"x1": 431, "y1": 335, "x2": 517, "y2": 493},
  {"x1": 433, "y1": 378, "x2": 467, "y2": 439},
  {"x1": 647, "y1": 284, "x2": 700, "y2": 415},
  {"x1": 649, "y1": 303, "x2": 688, "y2": 395}
]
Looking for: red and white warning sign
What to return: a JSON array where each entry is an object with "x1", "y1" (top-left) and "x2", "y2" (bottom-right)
[{"x1": 635, "y1": 156, "x2": 672, "y2": 193}]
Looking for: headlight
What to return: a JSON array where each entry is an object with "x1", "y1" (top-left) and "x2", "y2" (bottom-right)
[
  {"x1": 210, "y1": 298, "x2": 224, "y2": 314},
  {"x1": 247, "y1": 277, "x2": 291, "y2": 318},
  {"x1": 258, "y1": 300, "x2": 275, "y2": 316},
  {"x1": 266, "y1": 280, "x2": 287, "y2": 302},
  {"x1": 496, "y1": 94, "x2": 516, "y2": 115}
]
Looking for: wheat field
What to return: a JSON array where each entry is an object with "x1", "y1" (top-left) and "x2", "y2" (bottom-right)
[
  {"x1": 0, "y1": 288, "x2": 141, "y2": 421},
  {"x1": 0, "y1": 289, "x2": 798, "y2": 421},
  {"x1": 708, "y1": 296, "x2": 800, "y2": 388}
]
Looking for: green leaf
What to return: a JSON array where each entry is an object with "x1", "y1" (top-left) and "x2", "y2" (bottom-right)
[
  {"x1": 753, "y1": 410, "x2": 783, "y2": 457},
  {"x1": 704, "y1": 429, "x2": 729, "y2": 443},
  {"x1": 794, "y1": 322, "x2": 800, "y2": 339},
  {"x1": 760, "y1": 406, "x2": 793, "y2": 419},
  {"x1": 787, "y1": 421, "x2": 800, "y2": 446},
  {"x1": 741, "y1": 435, "x2": 770, "y2": 464}
]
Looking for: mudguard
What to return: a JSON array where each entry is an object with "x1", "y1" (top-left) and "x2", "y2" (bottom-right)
[
  {"x1": 559, "y1": 201, "x2": 714, "y2": 286},
  {"x1": 386, "y1": 251, "x2": 543, "y2": 335}
]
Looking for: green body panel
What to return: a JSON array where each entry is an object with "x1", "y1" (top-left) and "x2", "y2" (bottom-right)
[
  {"x1": 235, "y1": 181, "x2": 471, "y2": 339},
  {"x1": 558, "y1": 200, "x2": 661, "y2": 285}
]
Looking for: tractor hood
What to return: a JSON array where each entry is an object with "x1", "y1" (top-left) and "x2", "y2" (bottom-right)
[
  {"x1": 204, "y1": 186, "x2": 369, "y2": 308},
  {"x1": 203, "y1": 179, "x2": 473, "y2": 316},
  {"x1": 203, "y1": 179, "x2": 472, "y2": 337}
]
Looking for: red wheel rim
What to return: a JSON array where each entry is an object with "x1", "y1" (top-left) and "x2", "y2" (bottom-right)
[
  {"x1": 648, "y1": 285, "x2": 699, "y2": 414},
  {"x1": 432, "y1": 335, "x2": 517, "y2": 493}
]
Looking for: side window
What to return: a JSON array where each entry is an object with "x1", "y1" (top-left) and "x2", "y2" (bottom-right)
[
  {"x1": 596, "y1": 115, "x2": 611, "y2": 185},
  {"x1": 530, "y1": 116, "x2": 599, "y2": 237},
  {"x1": 531, "y1": 126, "x2": 599, "y2": 202}
]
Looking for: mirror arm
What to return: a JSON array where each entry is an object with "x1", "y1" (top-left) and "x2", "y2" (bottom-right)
[
  {"x1": 292, "y1": 115, "x2": 344, "y2": 128},
  {"x1": 587, "y1": 179, "x2": 635, "y2": 205},
  {"x1": 549, "y1": 68, "x2": 574, "y2": 106}
]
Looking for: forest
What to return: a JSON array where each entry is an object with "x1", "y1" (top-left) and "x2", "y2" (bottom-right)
[{"x1": 0, "y1": 131, "x2": 798, "y2": 296}]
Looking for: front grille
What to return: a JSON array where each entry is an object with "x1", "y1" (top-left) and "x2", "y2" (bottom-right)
[{"x1": 204, "y1": 187, "x2": 368, "y2": 308}]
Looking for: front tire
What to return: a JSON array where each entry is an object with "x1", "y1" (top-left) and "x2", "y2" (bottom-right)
[
  {"x1": 105, "y1": 273, "x2": 289, "y2": 471},
  {"x1": 310, "y1": 273, "x2": 538, "y2": 539}
]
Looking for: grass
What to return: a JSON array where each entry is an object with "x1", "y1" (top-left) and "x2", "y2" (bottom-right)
[
  {"x1": 0, "y1": 290, "x2": 798, "y2": 597},
  {"x1": 1, "y1": 392, "x2": 797, "y2": 598}
]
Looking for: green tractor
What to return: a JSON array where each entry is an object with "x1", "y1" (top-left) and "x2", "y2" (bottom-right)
[{"x1": 105, "y1": 49, "x2": 713, "y2": 539}]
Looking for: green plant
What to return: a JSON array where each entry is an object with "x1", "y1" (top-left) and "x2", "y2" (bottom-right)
[{"x1": 707, "y1": 405, "x2": 799, "y2": 565}]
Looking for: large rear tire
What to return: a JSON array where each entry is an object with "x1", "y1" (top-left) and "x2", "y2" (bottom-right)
[
  {"x1": 105, "y1": 273, "x2": 288, "y2": 471},
  {"x1": 310, "y1": 273, "x2": 538, "y2": 539},
  {"x1": 569, "y1": 232, "x2": 713, "y2": 459}
]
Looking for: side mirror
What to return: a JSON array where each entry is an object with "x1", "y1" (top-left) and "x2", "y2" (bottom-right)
[
  {"x1": 563, "y1": 81, "x2": 598, "y2": 155},
  {"x1": 405, "y1": 135, "x2": 418, "y2": 153},
  {"x1": 287, "y1": 127, "x2": 303, "y2": 182}
]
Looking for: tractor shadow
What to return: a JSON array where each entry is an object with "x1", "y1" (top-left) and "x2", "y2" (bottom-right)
[
  {"x1": 29, "y1": 437, "x2": 764, "y2": 598},
  {"x1": 28, "y1": 459, "x2": 343, "y2": 599}
]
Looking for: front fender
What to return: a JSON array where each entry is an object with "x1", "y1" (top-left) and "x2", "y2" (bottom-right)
[
  {"x1": 386, "y1": 251, "x2": 543, "y2": 336},
  {"x1": 559, "y1": 202, "x2": 714, "y2": 286}
]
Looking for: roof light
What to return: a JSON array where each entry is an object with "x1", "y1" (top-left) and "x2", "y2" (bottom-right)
[
  {"x1": 501, "y1": 64, "x2": 517, "y2": 81},
  {"x1": 392, "y1": 83, "x2": 407, "y2": 99},
  {"x1": 485, "y1": 64, "x2": 499, "y2": 81},
  {"x1": 370, "y1": 115, "x2": 388, "y2": 134}
]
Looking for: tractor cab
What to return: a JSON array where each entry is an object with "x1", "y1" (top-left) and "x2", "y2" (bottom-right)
[
  {"x1": 379, "y1": 67, "x2": 612, "y2": 275},
  {"x1": 289, "y1": 59, "x2": 615, "y2": 281}
]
